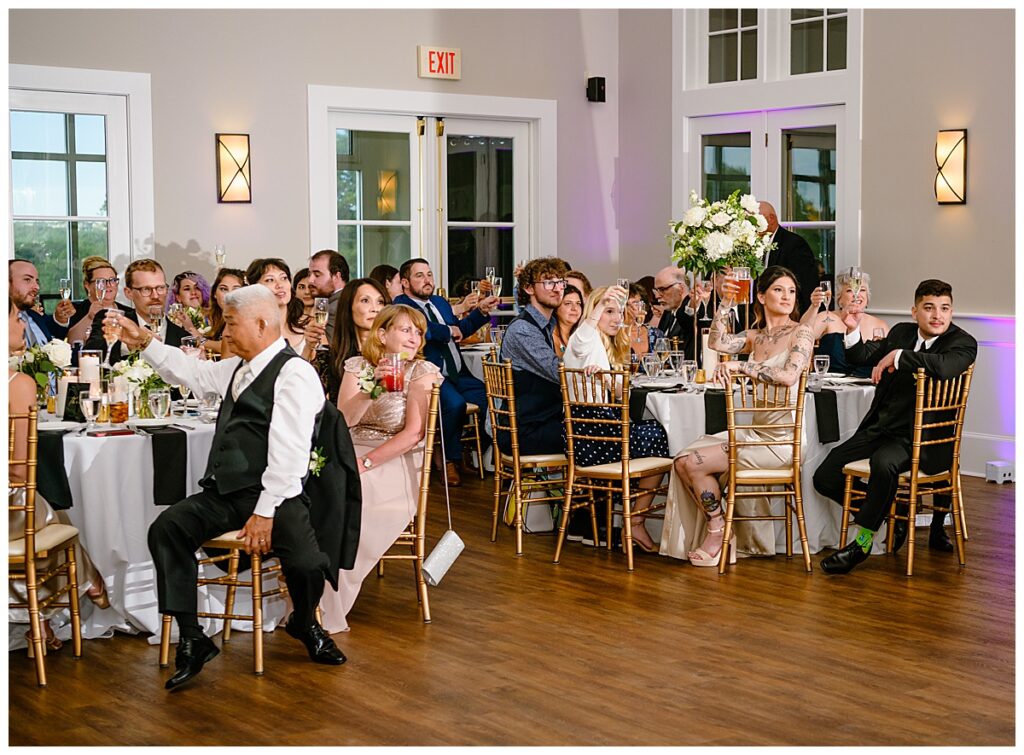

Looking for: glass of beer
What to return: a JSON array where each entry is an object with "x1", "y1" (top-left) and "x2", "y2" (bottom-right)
[
  {"x1": 732, "y1": 267, "x2": 751, "y2": 303},
  {"x1": 380, "y1": 353, "x2": 405, "y2": 392},
  {"x1": 109, "y1": 388, "x2": 129, "y2": 423}
]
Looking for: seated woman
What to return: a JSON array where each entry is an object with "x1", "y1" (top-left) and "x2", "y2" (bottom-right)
[
  {"x1": 625, "y1": 283, "x2": 665, "y2": 362},
  {"x1": 8, "y1": 317, "x2": 108, "y2": 653},
  {"x1": 199, "y1": 267, "x2": 245, "y2": 357},
  {"x1": 551, "y1": 284, "x2": 584, "y2": 358},
  {"x1": 292, "y1": 267, "x2": 315, "y2": 320},
  {"x1": 563, "y1": 285, "x2": 670, "y2": 553},
  {"x1": 812, "y1": 269, "x2": 890, "y2": 376},
  {"x1": 237, "y1": 258, "x2": 312, "y2": 359},
  {"x1": 166, "y1": 271, "x2": 211, "y2": 337},
  {"x1": 321, "y1": 277, "x2": 390, "y2": 401},
  {"x1": 319, "y1": 304, "x2": 440, "y2": 633},
  {"x1": 368, "y1": 264, "x2": 404, "y2": 301},
  {"x1": 663, "y1": 266, "x2": 821, "y2": 566}
]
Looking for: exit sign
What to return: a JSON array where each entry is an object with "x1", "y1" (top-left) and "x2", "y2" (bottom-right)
[{"x1": 418, "y1": 45, "x2": 461, "y2": 80}]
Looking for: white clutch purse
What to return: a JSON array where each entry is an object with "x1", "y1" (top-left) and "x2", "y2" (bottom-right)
[{"x1": 421, "y1": 390, "x2": 464, "y2": 586}]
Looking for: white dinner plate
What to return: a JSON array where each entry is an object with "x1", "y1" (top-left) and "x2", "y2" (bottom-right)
[
  {"x1": 462, "y1": 343, "x2": 497, "y2": 351},
  {"x1": 38, "y1": 420, "x2": 83, "y2": 431},
  {"x1": 128, "y1": 418, "x2": 175, "y2": 427},
  {"x1": 636, "y1": 378, "x2": 683, "y2": 388},
  {"x1": 823, "y1": 376, "x2": 874, "y2": 385}
]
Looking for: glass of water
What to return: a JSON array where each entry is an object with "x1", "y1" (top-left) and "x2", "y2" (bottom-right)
[
  {"x1": 80, "y1": 391, "x2": 101, "y2": 431},
  {"x1": 813, "y1": 355, "x2": 831, "y2": 377},
  {"x1": 148, "y1": 389, "x2": 172, "y2": 419},
  {"x1": 641, "y1": 353, "x2": 662, "y2": 379}
]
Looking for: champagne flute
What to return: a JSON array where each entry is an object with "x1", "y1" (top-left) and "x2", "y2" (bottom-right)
[
  {"x1": 94, "y1": 277, "x2": 108, "y2": 308},
  {"x1": 698, "y1": 276, "x2": 713, "y2": 322},
  {"x1": 167, "y1": 302, "x2": 185, "y2": 328},
  {"x1": 821, "y1": 281, "x2": 834, "y2": 323},
  {"x1": 176, "y1": 384, "x2": 192, "y2": 416},
  {"x1": 214, "y1": 245, "x2": 227, "y2": 268},
  {"x1": 101, "y1": 307, "x2": 122, "y2": 369},
  {"x1": 312, "y1": 298, "x2": 330, "y2": 351},
  {"x1": 148, "y1": 389, "x2": 172, "y2": 420},
  {"x1": 59, "y1": 278, "x2": 72, "y2": 301},
  {"x1": 491, "y1": 276, "x2": 503, "y2": 300}
]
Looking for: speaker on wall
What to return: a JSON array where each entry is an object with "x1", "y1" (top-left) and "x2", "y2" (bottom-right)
[{"x1": 586, "y1": 76, "x2": 605, "y2": 103}]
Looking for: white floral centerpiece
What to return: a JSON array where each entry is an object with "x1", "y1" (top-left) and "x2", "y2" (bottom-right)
[
  {"x1": 11, "y1": 339, "x2": 73, "y2": 405},
  {"x1": 112, "y1": 353, "x2": 171, "y2": 418},
  {"x1": 669, "y1": 190, "x2": 775, "y2": 277}
]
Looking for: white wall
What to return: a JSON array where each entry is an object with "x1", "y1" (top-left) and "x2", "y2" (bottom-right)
[{"x1": 9, "y1": 9, "x2": 621, "y2": 286}]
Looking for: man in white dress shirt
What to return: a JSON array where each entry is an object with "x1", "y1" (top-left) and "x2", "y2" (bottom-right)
[{"x1": 106, "y1": 285, "x2": 345, "y2": 690}]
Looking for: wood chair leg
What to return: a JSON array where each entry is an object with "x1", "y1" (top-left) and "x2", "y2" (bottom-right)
[
  {"x1": 905, "y1": 495, "x2": 918, "y2": 577},
  {"x1": 251, "y1": 553, "x2": 263, "y2": 676},
  {"x1": 793, "y1": 492, "x2": 812, "y2": 573},
  {"x1": 622, "y1": 485, "x2": 634, "y2": 573},
  {"x1": 159, "y1": 614, "x2": 173, "y2": 668},
  {"x1": 957, "y1": 475, "x2": 969, "y2": 541},
  {"x1": 951, "y1": 478, "x2": 967, "y2": 567},
  {"x1": 490, "y1": 463, "x2": 503, "y2": 542},
  {"x1": 471, "y1": 414, "x2": 484, "y2": 479},
  {"x1": 839, "y1": 473, "x2": 855, "y2": 547},
  {"x1": 513, "y1": 474, "x2": 524, "y2": 557},
  {"x1": 66, "y1": 545, "x2": 83, "y2": 658},
  {"x1": 553, "y1": 473, "x2": 575, "y2": 564},
  {"x1": 223, "y1": 549, "x2": 240, "y2": 642},
  {"x1": 718, "y1": 493, "x2": 736, "y2": 575},
  {"x1": 26, "y1": 584, "x2": 47, "y2": 686}
]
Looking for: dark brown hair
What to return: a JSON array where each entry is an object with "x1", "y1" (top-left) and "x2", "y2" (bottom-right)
[
  {"x1": 517, "y1": 257, "x2": 570, "y2": 306},
  {"x1": 244, "y1": 258, "x2": 305, "y2": 335},
  {"x1": 330, "y1": 277, "x2": 392, "y2": 381},
  {"x1": 207, "y1": 267, "x2": 246, "y2": 339},
  {"x1": 914, "y1": 279, "x2": 953, "y2": 303},
  {"x1": 752, "y1": 265, "x2": 800, "y2": 328}
]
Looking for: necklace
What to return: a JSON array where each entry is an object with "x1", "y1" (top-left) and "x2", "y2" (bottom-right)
[{"x1": 762, "y1": 323, "x2": 795, "y2": 342}]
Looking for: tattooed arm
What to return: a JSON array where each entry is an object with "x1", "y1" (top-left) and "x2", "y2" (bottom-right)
[
  {"x1": 714, "y1": 323, "x2": 814, "y2": 387},
  {"x1": 706, "y1": 301, "x2": 750, "y2": 354}
]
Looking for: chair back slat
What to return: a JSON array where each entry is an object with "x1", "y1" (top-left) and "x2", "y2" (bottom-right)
[
  {"x1": 910, "y1": 365, "x2": 975, "y2": 472},
  {"x1": 560, "y1": 366, "x2": 632, "y2": 464},
  {"x1": 8, "y1": 408, "x2": 39, "y2": 547},
  {"x1": 724, "y1": 370, "x2": 808, "y2": 457}
]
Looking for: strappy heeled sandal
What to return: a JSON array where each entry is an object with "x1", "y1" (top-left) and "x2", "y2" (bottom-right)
[
  {"x1": 26, "y1": 621, "x2": 62, "y2": 658},
  {"x1": 687, "y1": 525, "x2": 737, "y2": 568}
]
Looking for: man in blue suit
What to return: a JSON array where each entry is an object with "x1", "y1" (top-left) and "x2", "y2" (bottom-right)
[
  {"x1": 394, "y1": 258, "x2": 498, "y2": 486},
  {"x1": 9, "y1": 260, "x2": 73, "y2": 347}
]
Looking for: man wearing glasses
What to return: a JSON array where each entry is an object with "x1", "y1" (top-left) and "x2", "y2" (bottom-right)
[
  {"x1": 85, "y1": 259, "x2": 190, "y2": 362},
  {"x1": 650, "y1": 266, "x2": 706, "y2": 360},
  {"x1": 498, "y1": 256, "x2": 571, "y2": 456}
]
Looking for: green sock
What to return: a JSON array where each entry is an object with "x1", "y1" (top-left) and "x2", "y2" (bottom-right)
[{"x1": 854, "y1": 527, "x2": 875, "y2": 554}]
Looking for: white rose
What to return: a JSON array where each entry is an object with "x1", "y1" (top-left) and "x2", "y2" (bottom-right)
[
  {"x1": 689, "y1": 189, "x2": 700, "y2": 206},
  {"x1": 755, "y1": 214, "x2": 768, "y2": 233},
  {"x1": 727, "y1": 221, "x2": 746, "y2": 240},
  {"x1": 683, "y1": 206, "x2": 707, "y2": 227},
  {"x1": 702, "y1": 231, "x2": 734, "y2": 261},
  {"x1": 740, "y1": 194, "x2": 759, "y2": 214},
  {"x1": 24, "y1": 352, "x2": 35, "y2": 364},
  {"x1": 711, "y1": 211, "x2": 732, "y2": 227},
  {"x1": 9, "y1": 355, "x2": 22, "y2": 371},
  {"x1": 42, "y1": 339, "x2": 72, "y2": 369}
]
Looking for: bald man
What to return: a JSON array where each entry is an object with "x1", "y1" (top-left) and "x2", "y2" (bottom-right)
[
  {"x1": 652, "y1": 266, "x2": 700, "y2": 358},
  {"x1": 757, "y1": 201, "x2": 820, "y2": 313}
]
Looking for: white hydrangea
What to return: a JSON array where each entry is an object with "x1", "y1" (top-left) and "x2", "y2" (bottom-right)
[
  {"x1": 682, "y1": 205, "x2": 707, "y2": 227},
  {"x1": 740, "y1": 194, "x2": 759, "y2": 214},
  {"x1": 702, "y1": 231, "x2": 734, "y2": 261},
  {"x1": 41, "y1": 339, "x2": 72, "y2": 369},
  {"x1": 711, "y1": 211, "x2": 732, "y2": 227},
  {"x1": 755, "y1": 214, "x2": 768, "y2": 233}
]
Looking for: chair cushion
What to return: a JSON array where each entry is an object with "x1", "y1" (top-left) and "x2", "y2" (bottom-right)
[
  {"x1": 843, "y1": 458, "x2": 951, "y2": 482},
  {"x1": 576, "y1": 456, "x2": 674, "y2": 477},
  {"x1": 9, "y1": 523, "x2": 79, "y2": 558},
  {"x1": 734, "y1": 468, "x2": 796, "y2": 483},
  {"x1": 499, "y1": 451, "x2": 567, "y2": 466},
  {"x1": 204, "y1": 531, "x2": 247, "y2": 549},
  {"x1": 466, "y1": 403, "x2": 480, "y2": 414}
]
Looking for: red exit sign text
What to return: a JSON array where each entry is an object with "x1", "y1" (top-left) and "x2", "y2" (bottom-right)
[{"x1": 417, "y1": 46, "x2": 461, "y2": 80}]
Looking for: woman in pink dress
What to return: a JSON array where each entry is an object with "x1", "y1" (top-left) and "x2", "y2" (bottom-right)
[{"x1": 319, "y1": 304, "x2": 441, "y2": 633}]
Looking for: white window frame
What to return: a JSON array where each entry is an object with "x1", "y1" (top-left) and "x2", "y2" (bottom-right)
[
  {"x1": 705, "y1": 9, "x2": 760, "y2": 86},
  {"x1": 307, "y1": 85, "x2": 556, "y2": 280},
  {"x1": 784, "y1": 8, "x2": 850, "y2": 79},
  {"x1": 9, "y1": 64, "x2": 155, "y2": 264}
]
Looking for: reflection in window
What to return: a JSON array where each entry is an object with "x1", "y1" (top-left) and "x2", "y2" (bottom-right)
[
  {"x1": 791, "y1": 8, "x2": 847, "y2": 75},
  {"x1": 702, "y1": 132, "x2": 751, "y2": 201},
  {"x1": 708, "y1": 9, "x2": 758, "y2": 84},
  {"x1": 783, "y1": 125, "x2": 836, "y2": 274}
]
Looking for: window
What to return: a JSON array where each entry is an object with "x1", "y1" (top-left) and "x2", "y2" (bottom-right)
[
  {"x1": 782, "y1": 125, "x2": 837, "y2": 274},
  {"x1": 708, "y1": 9, "x2": 758, "y2": 84},
  {"x1": 790, "y1": 9, "x2": 848, "y2": 75},
  {"x1": 701, "y1": 133, "x2": 752, "y2": 201}
]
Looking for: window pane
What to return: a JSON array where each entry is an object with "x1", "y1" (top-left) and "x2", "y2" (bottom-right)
[
  {"x1": 75, "y1": 161, "x2": 108, "y2": 217},
  {"x1": 709, "y1": 9, "x2": 738, "y2": 32},
  {"x1": 13, "y1": 220, "x2": 70, "y2": 296},
  {"x1": 741, "y1": 9, "x2": 757, "y2": 27},
  {"x1": 789, "y1": 226, "x2": 835, "y2": 277},
  {"x1": 447, "y1": 227, "x2": 513, "y2": 296},
  {"x1": 337, "y1": 225, "x2": 411, "y2": 279},
  {"x1": 709, "y1": 32, "x2": 738, "y2": 84},
  {"x1": 827, "y1": 16, "x2": 848, "y2": 71},
  {"x1": 702, "y1": 132, "x2": 751, "y2": 202},
  {"x1": 336, "y1": 130, "x2": 410, "y2": 222},
  {"x1": 741, "y1": 29, "x2": 758, "y2": 80},
  {"x1": 791, "y1": 19, "x2": 824, "y2": 75},
  {"x1": 447, "y1": 135, "x2": 514, "y2": 223},
  {"x1": 827, "y1": 8, "x2": 847, "y2": 15},
  {"x1": 74, "y1": 114, "x2": 106, "y2": 155},
  {"x1": 12, "y1": 159, "x2": 68, "y2": 216},
  {"x1": 336, "y1": 129, "x2": 353, "y2": 156},
  {"x1": 783, "y1": 126, "x2": 836, "y2": 222},
  {"x1": 791, "y1": 9, "x2": 823, "y2": 21},
  {"x1": 10, "y1": 111, "x2": 66, "y2": 154}
]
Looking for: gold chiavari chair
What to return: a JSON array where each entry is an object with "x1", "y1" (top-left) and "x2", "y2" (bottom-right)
[
  {"x1": 482, "y1": 356, "x2": 569, "y2": 557},
  {"x1": 557, "y1": 366, "x2": 673, "y2": 572},
  {"x1": 718, "y1": 369, "x2": 811, "y2": 574},
  {"x1": 376, "y1": 383, "x2": 441, "y2": 622},
  {"x1": 839, "y1": 365, "x2": 974, "y2": 576},
  {"x1": 9, "y1": 407, "x2": 83, "y2": 686},
  {"x1": 158, "y1": 535, "x2": 288, "y2": 676},
  {"x1": 461, "y1": 404, "x2": 485, "y2": 479}
]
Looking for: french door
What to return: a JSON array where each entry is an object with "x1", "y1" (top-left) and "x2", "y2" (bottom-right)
[
  {"x1": 325, "y1": 110, "x2": 529, "y2": 295},
  {"x1": 686, "y1": 105, "x2": 847, "y2": 275}
]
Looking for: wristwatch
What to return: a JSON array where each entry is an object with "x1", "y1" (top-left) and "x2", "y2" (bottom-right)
[{"x1": 361, "y1": 456, "x2": 374, "y2": 470}]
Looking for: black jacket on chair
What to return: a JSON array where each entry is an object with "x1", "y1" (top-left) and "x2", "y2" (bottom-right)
[
  {"x1": 762, "y1": 226, "x2": 820, "y2": 314},
  {"x1": 847, "y1": 320, "x2": 977, "y2": 473},
  {"x1": 84, "y1": 306, "x2": 190, "y2": 363}
]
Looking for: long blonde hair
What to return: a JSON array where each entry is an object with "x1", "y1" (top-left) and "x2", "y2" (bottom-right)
[
  {"x1": 361, "y1": 304, "x2": 428, "y2": 365},
  {"x1": 583, "y1": 286, "x2": 631, "y2": 366}
]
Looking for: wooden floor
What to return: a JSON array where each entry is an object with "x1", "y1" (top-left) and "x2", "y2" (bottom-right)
[{"x1": 9, "y1": 473, "x2": 1015, "y2": 746}]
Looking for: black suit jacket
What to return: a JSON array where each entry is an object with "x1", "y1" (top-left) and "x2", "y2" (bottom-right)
[
  {"x1": 847, "y1": 321, "x2": 977, "y2": 471},
  {"x1": 658, "y1": 296, "x2": 698, "y2": 358},
  {"x1": 84, "y1": 306, "x2": 189, "y2": 363},
  {"x1": 763, "y1": 226, "x2": 820, "y2": 314}
]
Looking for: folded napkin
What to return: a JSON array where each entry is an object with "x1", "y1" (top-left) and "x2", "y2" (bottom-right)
[
  {"x1": 628, "y1": 387, "x2": 652, "y2": 423},
  {"x1": 137, "y1": 426, "x2": 188, "y2": 505},
  {"x1": 704, "y1": 391, "x2": 728, "y2": 435},
  {"x1": 813, "y1": 389, "x2": 840, "y2": 444},
  {"x1": 36, "y1": 430, "x2": 75, "y2": 510}
]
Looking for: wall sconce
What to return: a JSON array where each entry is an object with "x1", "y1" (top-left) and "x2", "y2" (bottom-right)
[
  {"x1": 377, "y1": 169, "x2": 397, "y2": 217},
  {"x1": 216, "y1": 133, "x2": 251, "y2": 203},
  {"x1": 934, "y1": 129, "x2": 966, "y2": 204}
]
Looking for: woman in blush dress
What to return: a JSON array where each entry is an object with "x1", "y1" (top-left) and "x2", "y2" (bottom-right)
[{"x1": 319, "y1": 304, "x2": 441, "y2": 633}]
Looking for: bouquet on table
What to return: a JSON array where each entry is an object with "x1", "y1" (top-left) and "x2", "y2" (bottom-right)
[
  {"x1": 112, "y1": 353, "x2": 171, "y2": 417},
  {"x1": 669, "y1": 190, "x2": 775, "y2": 278},
  {"x1": 186, "y1": 306, "x2": 209, "y2": 334},
  {"x1": 10, "y1": 339, "x2": 73, "y2": 405}
]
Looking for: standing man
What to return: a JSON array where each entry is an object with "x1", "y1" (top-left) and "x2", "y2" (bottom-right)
[
  {"x1": 8, "y1": 259, "x2": 74, "y2": 345},
  {"x1": 84, "y1": 259, "x2": 189, "y2": 362},
  {"x1": 307, "y1": 250, "x2": 349, "y2": 342},
  {"x1": 394, "y1": 258, "x2": 497, "y2": 486},
  {"x1": 757, "y1": 201, "x2": 819, "y2": 313},
  {"x1": 813, "y1": 279, "x2": 977, "y2": 575},
  {"x1": 106, "y1": 285, "x2": 345, "y2": 690}
]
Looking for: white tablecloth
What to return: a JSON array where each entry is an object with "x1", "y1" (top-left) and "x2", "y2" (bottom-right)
[
  {"x1": 45, "y1": 417, "x2": 286, "y2": 641},
  {"x1": 644, "y1": 384, "x2": 878, "y2": 555},
  {"x1": 462, "y1": 346, "x2": 493, "y2": 381}
]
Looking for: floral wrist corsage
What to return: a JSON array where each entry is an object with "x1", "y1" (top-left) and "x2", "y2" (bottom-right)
[{"x1": 357, "y1": 364, "x2": 385, "y2": 400}]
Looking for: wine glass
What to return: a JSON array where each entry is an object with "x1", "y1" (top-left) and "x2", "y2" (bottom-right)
[
  {"x1": 101, "y1": 307, "x2": 122, "y2": 369},
  {"x1": 312, "y1": 298, "x2": 330, "y2": 351},
  {"x1": 491, "y1": 276, "x2": 503, "y2": 299},
  {"x1": 820, "y1": 281, "x2": 833, "y2": 323},
  {"x1": 176, "y1": 384, "x2": 192, "y2": 416},
  {"x1": 148, "y1": 389, "x2": 172, "y2": 420},
  {"x1": 167, "y1": 302, "x2": 185, "y2": 327},
  {"x1": 59, "y1": 278, "x2": 72, "y2": 301},
  {"x1": 80, "y1": 391, "x2": 100, "y2": 431},
  {"x1": 641, "y1": 353, "x2": 662, "y2": 379},
  {"x1": 698, "y1": 277, "x2": 714, "y2": 322},
  {"x1": 653, "y1": 337, "x2": 670, "y2": 371},
  {"x1": 180, "y1": 336, "x2": 200, "y2": 358},
  {"x1": 681, "y1": 360, "x2": 698, "y2": 387},
  {"x1": 214, "y1": 245, "x2": 227, "y2": 268}
]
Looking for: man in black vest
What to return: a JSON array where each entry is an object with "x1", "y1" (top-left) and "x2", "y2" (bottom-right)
[
  {"x1": 757, "y1": 201, "x2": 820, "y2": 314},
  {"x1": 813, "y1": 279, "x2": 977, "y2": 575},
  {"x1": 107, "y1": 285, "x2": 345, "y2": 690}
]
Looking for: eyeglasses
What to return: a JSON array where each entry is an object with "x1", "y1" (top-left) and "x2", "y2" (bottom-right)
[
  {"x1": 653, "y1": 282, "x2": 682, "y2": 295},
  {"x1": 538, "y1": 278, "x2": 568, "y2": 290},
  {"x1": 129, "y1": 285, "x2": 169, "y2": 296},
  {"x1": 92, "y1": 277, "x2": 120, "y2": 286}
]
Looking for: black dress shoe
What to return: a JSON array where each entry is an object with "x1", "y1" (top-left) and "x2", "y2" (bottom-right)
[
  {"x1": 929, "y1": 527, "x2": 955, "y2": 552},
  {"x1": 165, "y1": 635, "x2": 219, "y2": 691},
  {"x1": 892, "y1": 521, "x2": 909, "y2": 553},
  {"x1": 821, "y1": 541, "x2": 870, "y2": 575},
  {"x1": 285, "y1": 617, "x2": 347, "y2": 665}
]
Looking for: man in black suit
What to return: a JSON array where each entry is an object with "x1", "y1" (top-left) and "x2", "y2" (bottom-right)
[
  {"x1": 758, "y1": 201, "x2": 820, "y2": 313},
  {"x1": 813, "y1": 279, "x2": 977, "y2": 575},
  {"x1": 651, "y1": 265, "x2": 709, "y2": 361},
  {"x1": 84, "y1": 258, "x2": 189, "y2": 362}
]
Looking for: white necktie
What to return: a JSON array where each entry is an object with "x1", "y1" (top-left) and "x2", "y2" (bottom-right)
[{"x1": 232, "y1": 364, "x2": 253, "y2": 400}]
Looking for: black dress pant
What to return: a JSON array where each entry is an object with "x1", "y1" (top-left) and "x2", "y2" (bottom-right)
[
  {"x1": 813, "y1": 429, "x2": 913, "y2": 532},
  {"x1": 148, "y1": 486, "x2": 329, "y2": 626}
]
